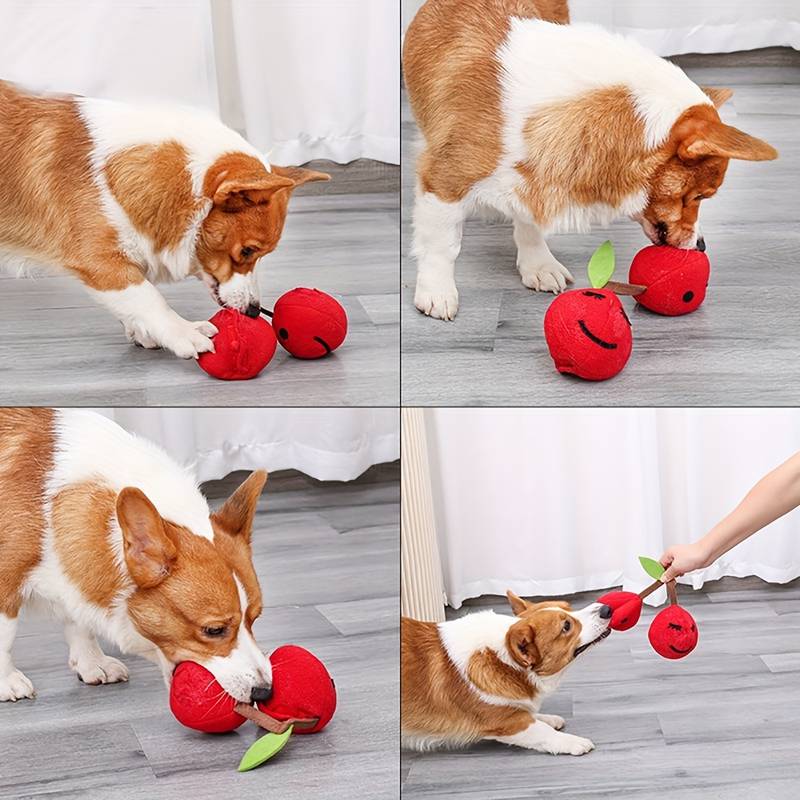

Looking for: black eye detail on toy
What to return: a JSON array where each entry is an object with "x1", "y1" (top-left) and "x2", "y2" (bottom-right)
[
  {"x1": 582, "y1": 291, "x2": 606, "y2": 299},
  {"x1": 668, "y1": 622, "x2": 682, "y2": 630},
  {"x1": 683, "y1": 291, "x2": 694, "y2": 303}
]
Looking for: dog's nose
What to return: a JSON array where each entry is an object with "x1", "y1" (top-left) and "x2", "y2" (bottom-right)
[
  {"x1": 696, "y1": 236, "x2": 706, "y2": 253},
  {"x1": 598, "y1": 604, "x2": 612, "y2": 620},
  {"x1": 243, "y1": 303, "x2": 261, "y2": 319},
  {"x1": 251, "y1": 684, "x2": 273, "y2": 703}
]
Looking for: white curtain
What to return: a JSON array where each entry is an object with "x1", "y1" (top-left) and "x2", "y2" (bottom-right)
[
  {"x1": 402, "y1": 0, "x2": 800, "y2": 54},
  {"x1": 426, "y1": 409, "x2": 800, "y2": 608},
  {"x1": 0, "y1": 0, "x2": 400, "y2": 165},
  {"x1": 90, "y1": 408, "x2": 399, "y2": 483}
]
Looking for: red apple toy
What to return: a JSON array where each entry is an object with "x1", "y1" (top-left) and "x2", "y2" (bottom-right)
[
  {"x1": 543, "y1": 289, "x2": 632, "y2": 381},
  {"x1": 271, "y1": 288, "x2": 347, "y2": 359},
  {"x1": 596, "y1": 590, "x2": 643, "y2": 631},
  {"x1": 170, "y1": 661, "x2": 246, "y2": 733},
  {"x1": 197, "y1": 308, "x2": 277, "y2": 381},
  {"x1": 648, "y1": 604, "x2": 698, "y2": 659},
  {"x1": 629, "y1": 245, "x2": 710, "y2": 316}
]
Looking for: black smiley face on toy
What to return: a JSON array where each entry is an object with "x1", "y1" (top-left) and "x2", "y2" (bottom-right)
[
  {"x1": 647, "y1": 605, "x2": 698, "y2": 659},
  {"x1": 543, "y1": 288, "x2": 633, "y2": 381},
  {"x1": 271, "y1": 288, "x2": 348, "y2": 359},
  {"x1": 629, "y1": 245, "x2": 711, "y2": 316}
]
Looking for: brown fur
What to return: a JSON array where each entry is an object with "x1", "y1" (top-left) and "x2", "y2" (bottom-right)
[
  {"x1": 52, "y1": 482, "x2": 125, "y2": 607},
  {"x1": 467, "y1": 648, "x2": 536, "y2": 700},
  {"x1": 104, "y1": 142, "x2": 202, "y2": 253},
  {"x1": 0, "y1": 408, "x2": 55, "y2": 617},
  {"x1": 403, "y1": 0, "x2": 567, "y2": 202},
  {"x1": 401, "y1": 617, "x2": 533, "y2": 742},
  {"x1": 0, "y1": 81, "x2": 143, "y2": 291},
  {"x1": 197, "y1": 154, "x2": 329, "y2": 289}
]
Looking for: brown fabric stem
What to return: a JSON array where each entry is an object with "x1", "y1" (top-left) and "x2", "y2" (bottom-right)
[
  {"x1": 637, "y1": 579, "x2": 664, "y2": 600},
  {"x1": 234, "y1": 702, "x2": 320, "y2": 734},
  {"x1": 666, "y1": 580, "x2": 678, "y2": 606},
  {"x1": 606, "y1": 280, "x2": 647, "y2": 296}
]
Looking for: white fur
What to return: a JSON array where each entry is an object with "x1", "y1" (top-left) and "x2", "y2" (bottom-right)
[
  {"x1": 78, "y1": 98, "x2": 270, "y2": 284},
  {"x1": 88, "y1": 281, "x2": 218, "y2": 358},
  {"x1": 204, "y1": 576, "x2": 271, "y2": 703},
  {"x1": 6, "y1": 410, "x2": 268, "y2": 704},
  {"x1": 217, "y1": 270, "x2": 261, "y2": 311}
]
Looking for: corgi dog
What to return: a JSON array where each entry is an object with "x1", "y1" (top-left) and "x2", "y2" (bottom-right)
[
  {"x1": 403, "y1": 0, "x2": 778, "y2": 320},
  {"x1": 0, "y1": 81, "x2": 329, "y2": 357},
  {"x1": 0, "y1": 408, "x2": 272, "y2": 704},
  {"x1": 401, "y1": 592, "x2": 611, "y2": 754}
]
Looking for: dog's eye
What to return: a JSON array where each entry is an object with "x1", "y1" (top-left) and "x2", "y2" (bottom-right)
[
  {"x1": 562, "y1": 620, "x2": 571, "y2": 633},
  {"x1": 202, "y1": 625, "x2": 228, "y2": 638},
  {"x1": 240, "y1": 247, "x2": 256, "y2": 259}
]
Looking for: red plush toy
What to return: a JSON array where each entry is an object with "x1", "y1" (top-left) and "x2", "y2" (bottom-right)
[
  {"x1": 197, "y1": 308, "x2": 277, "y2": 381},
  {"x1": 647, "y1": 581, "x2": 698, "y2": 659},
  {"x1": 271, "y1": 288, "x2": 348, "y2": 359},
  {"x1": 170, "y1": 661, "x2": 246, "y2": 733},
  {"x1": 543, "y1": 289, "x2": 632, "y2": 381},
  {"x1": 629, "y1": 245, "x2": 710, "y2": 316},
  {"x1": 596, "y1": 590, "x2": 644, "y2": 631},
  {"x1": 257, "y1": 645, "x2": 337, "y2": 734}
]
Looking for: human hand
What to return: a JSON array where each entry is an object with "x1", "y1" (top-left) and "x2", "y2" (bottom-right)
[{"x1": 659, "y1": 542, "x2": 712, "y2": 582}]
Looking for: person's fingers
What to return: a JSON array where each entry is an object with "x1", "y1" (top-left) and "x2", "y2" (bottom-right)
[
  {"x1": 658, "y1": 550, "x2": 674, "y2": 568},
  {"x1": 661, "y1": 563, "x2": 680, "y2": 583}
]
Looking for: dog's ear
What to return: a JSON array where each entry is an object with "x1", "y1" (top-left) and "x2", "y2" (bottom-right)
[
  {"x1": 527, "y1": 600, "x2": 571, "y2": 613},
  {"x1": 506, "y1": 621, "x2": 540, "y2": 669},
  {"x1": 271, "y1": 165, "x2": 331, "y2": 187},
  {"x1": 117, "y1": 488, "x2": 177, "y2": 589},
  {"x1": 701, "y1": 86, "x2": 733, "y2": 109},
  {"x1": 213, "y1": 172, "x2": 295, "y2": 211},
  {"x1": 678, "y1": 120, "x2": 778, "y2": 162},
  {"x1": 506, "y1": 590, "x2": 530, "y2": 616},
  {"x1": 212, "y1": 470, "x2": 268, "y2": 541}
]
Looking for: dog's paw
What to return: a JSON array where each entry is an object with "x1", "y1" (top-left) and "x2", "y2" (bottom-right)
[
  {"x1": 161, "y1": 318, "x2": 218, "y2": 359},
  {"x1": 537, "y1": 714, "x2": 565, "y2": 730},
  {"x1": 518, "y1": 259, "x2": 574, "y2": 294},
  {"x1": 72, "y1": 655, "x2": 129, "y2": 686},
  {"x1": 557, "y1": 734, "x2": 594, "y2": 756},
  {"x1": 123, "y1": 322, "x2": 160, "y2": 350},
  {"x1": 414, "y1": 278, "x2": 459, "y2": 321},
  {"x1": 0, "y1": 669, "x2": 36, "y2": 701}
]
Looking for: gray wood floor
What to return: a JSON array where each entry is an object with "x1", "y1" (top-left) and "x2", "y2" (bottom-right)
[
  {"x1": 0, "y1": 464, "x2": 400, "y2": 800},
  {"x1": 402, "y1": 576, "x2": 800, "y2": 799},
  {"x1": 401, "y1": 57, "x2": 800, "y2": 406},
  {"x1": 0, "y1": 188, "x2": 399, "y2": 407}
]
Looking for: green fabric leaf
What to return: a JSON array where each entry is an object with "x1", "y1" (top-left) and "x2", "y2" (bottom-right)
[
  {"x1": 639, "y1": 556, "x2": 665, "y2": 580},
  {"x1": 237, "y1": 726, "x2": 293, "y2": 772},
  {"x1": 587, "y1": 240, "x2": 615, "y2": 288}
]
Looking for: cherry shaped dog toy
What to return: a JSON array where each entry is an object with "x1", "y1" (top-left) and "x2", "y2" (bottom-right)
[
  {"x1": 266, "y1": 288, "x2": 348, "y2": 359},
  {"x1": 596, "y1": 578, "x2": 663, "y2": 631},
  {"x1": 170, "y1": 661, "x2": 246, "y2": 733},
  {"x1": 197, "y1": 308, "x2": 277, "y2": 381},
  {"x1": 628, "y1": 245, "x2": 710, "y2": 316},
  {"x1": 544, "y1": 288, "x2": 632, "y2": 381},
  {"x1": 648, "y1": 580, "x2": 698, "y2": 659}
]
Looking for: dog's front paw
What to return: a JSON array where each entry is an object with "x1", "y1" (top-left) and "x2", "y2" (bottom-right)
[
  {"x1": 537, "y1": 713, "x2": 565, "y2": 730},
  {"x1": 72, "y1": 655, "x2": 129, "y2": 686},
  {"x1": 518, "y1": 259, "x2": 574, "y2": 294},
  {"x1": 556, "y1": 733, "x2": 594, "y2": 756},
  {"x1": 161, "y1": 318, "x2": 218, "y2": 359},
  {"x1": 0, "y1": 669, "x2": 35, "y2": 701},
  {"x1": 414, "y1": 277, "x2": 459, "y2": 321}
]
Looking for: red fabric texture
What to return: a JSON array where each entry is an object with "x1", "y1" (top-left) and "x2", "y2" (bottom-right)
[
  {"x1": 596, "y1": 590, "x2": 643, "y2": 631},
  {"x1": 629, "y1": 245, "x2": 710, "y2": 316},
  {"x1": 648, "y1": 605, "x2": 699, "y2": 659},
  {"x1": 198, "y1": 308, "x2": 277, "y2": 380},
  {"x1": 272, "y1": 288, "x2": 348, "y2": 359},
  {"x1": 543, "y1": 289, "x2": 632, "y2": 381},
  {"x1": 169, "y1": 661, "x2": 246, "y2": 733},
  {"x1": 257, "y1": 645, "x2": 337, "y2": 735}
]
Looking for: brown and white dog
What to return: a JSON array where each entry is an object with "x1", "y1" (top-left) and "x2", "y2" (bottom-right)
[
  {"x1": 401, "y1": 592, "x2": 611, "y2": 754},
  {"x1": 403, "y1": 0, "x2": 778, "y2": 319},
  {"x1": 0, "y1": 408, "x2": 271, "y2": 704},
  {"x1": 0, "y1": 81, "x2": 329, "y2": 357}
]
